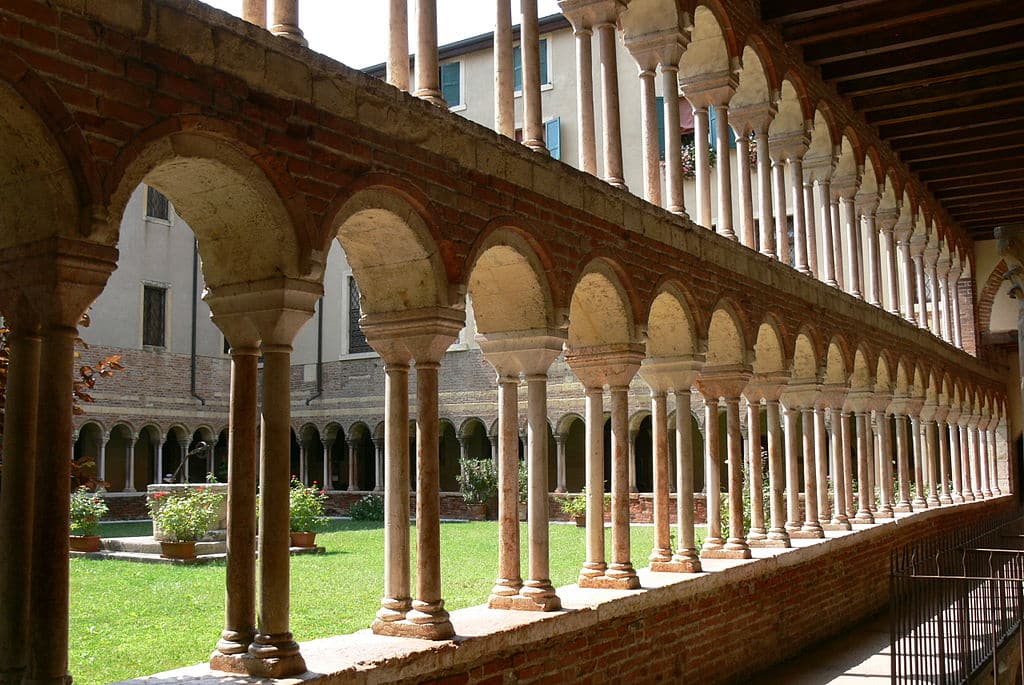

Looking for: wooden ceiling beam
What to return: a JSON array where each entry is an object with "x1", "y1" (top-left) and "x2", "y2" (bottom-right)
[
  {"x1": 838, "y1": 52, "x2": 1024, "y2": 98},
  {"x1": 919, "y1": 157, "x2": 1024, "y2": 182},
  {"x1": 900, "y1": 140, "x2": 1024, "y2": 165},
  {"x1": 892, "y1": 123, "x2": 1024, "y2": 153},
  {"x1": 879, "y1": 108, "x2": 1024, "y2": 141},
  {"x1": 936, "y1": 187, "x2": 1023, "y2": 204},
  {"x1": 866, "y1": 90, "x2": 1024, "y2": 127},
  {"x1": 761, "y1": 0, "x2": 888, "y2": 24},
  {"x1": 929, "y1": 175, "x2": 1023, "y2": 193},
  {"x1": 854, "y1": 71, "x2": 1023, "y2": 113}
]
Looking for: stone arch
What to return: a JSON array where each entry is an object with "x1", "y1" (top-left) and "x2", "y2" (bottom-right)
[
  {"x1": 0, "y1": 58, "x2": 95, "y2": 247},
  {"x1": 465, "y1": 222, "x2": 557, "y2": 333},
  {"x1": 679, "y1": 4, "x2": 736, "y2": 81},
  {"x1": 850, "y1": 346, "x2": 874, "y2": 391},
  {"x1": 861, "y1": 152, "x2": 880, "y2": 197},
  {"x1": 791, "y1": 329, "x2": 820, "y2": 382},
  {"x1": 977, "y1": 258, "x2": 1010, "y2": 334},
  {"x1": 326, "y1": 180, "x2": 451, "y2": 316},
  {"x1": 646, "y1": 281, "x2": 702, "y2": 358},
  {"x1": 769, "y1": 76, "x2": 813, "y2": 138},
  {"x1": 805, "y1": 107, "x2": 836, "y2": 165},
  {"x1": 568, "y1": 258, "x2": 640, "y2": 348},
  {"x1": 752, "y1": 314, "x2": 787, "y2": 375},
  {"x1": 458, "y1": 417, "x2": 492, "y2": 464},
  {"x1": 824, "y1": 337, "x2": 850, "y2": 386},
  {"x1": 731, "y1": 43, "x2": 774, "y2": 111},
  {"x1": 835, "y1": 133, "x2": 861, "y2": 180},
  {"x1": 705, "y1": 300, "x2": 749, "y2": 367},
  {"x1": 107, "y1": 128, "x2": 306, "y2": 288}
]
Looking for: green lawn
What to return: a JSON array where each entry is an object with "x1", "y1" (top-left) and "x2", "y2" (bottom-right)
[{"x1": 72, "y1": 519, "x2": 695, "y2": 685}]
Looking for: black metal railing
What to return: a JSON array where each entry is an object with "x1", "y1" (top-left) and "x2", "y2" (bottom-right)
[{"x1": 891, "y1": 515, "x2": 1024, "y2": 684}]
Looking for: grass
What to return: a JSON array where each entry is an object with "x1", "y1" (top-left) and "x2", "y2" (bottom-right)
[{"x1": 72, "y1": 519, "x2": 696, "y2": 685}]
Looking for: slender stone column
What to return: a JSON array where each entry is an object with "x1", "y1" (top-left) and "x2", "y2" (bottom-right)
[
  {"x1": 386, "y1": 0, "x2": 410, "y2": 90},
  {"x1": 924, "y1": 421, "x2": 941, "y2": 506},
  {"x1": 782, "y1": 404, "x2": 801, "y2": 533},
  {"x1": 97, "y1": 434, "x2": 108, "y2": 484},
  {"x1": 947, "y1": 410, "x2": 963, "y2": 503},
  {"x1": 0, "y1": 311, "x2": 41, "y2": 685},
  {"x1": 243, "y1": 0, "x2": 267, "y2": 27},
  {"x1": 124, "y1": 435, "x2": 136, "y2": 492},
  {"x1": 155, "y1": 437, "x2": 165, "y2": 484},
  {"x1": 714, "y1": 105, "x2": 735, "y2": 239},
  {"x1": 521, "y1": 0, "x2": 546, "y2": 152},
  {"x1": 790, "y1": 158, "x2": 810, "y2": 274},
  {"x1": 736, "y1": 130, "x2": 755, "y2": 249},
  {"x1": 864, "y1": 418, "x2": 877, "y2": 512},
  {"x1": 909, "y1": 415, "x2": 927, "y2": 509},
  {"x1": 209, "y1": 338, "x2": 260, "y2": 667},
  {"x1": 969, "y1": 417, "x2": 984, "y2": 500},
  {"x1": 246, "y1": 342, "x2": 305, "y2": 674},
  {"x1": 580, "y1": 386, "x2": 606, "y2": 582},
  {"x1": 925, "y1": 248, "x2": 941, "y2": 337},
  {"x1": 859, "y1": 199, "x2": 881, "y2": 306},
  {"x1": 894, "y1": 413, "x2": 912, "y2": 512},
  {"x1": 840, "y1": 194, "x2": 862, "y2": 298},
  {"x1": 765, "y1": 398, "x2": 789, "y2": 546},
  {"x1": 840, "y1": 412, "x2": 855, "y2": 520},
  {"x1": 669, "y1": 388, "x2": 702, "y2": 569},
  {"x1": 347, "y1": 441, "x2": 359, "y2": 491},
  {"x1": 988, "y1": 418, "x2": 1002, "y2": 496},
  {"x1": 959, "y1": 418, "x2": 974, "y2": 502},
  {"x1": 373, "y1": 437, "x2": 384, "y2": 492},
  {"x1": 561, "y1": 2, "x2": 596, "y2": 172},
  {"x1": 948, "y1": 260, "x2": 963, "y2": 348},
  {"x1": 373, "y1": 360, "x2": 412, "y2": 630},
  {"x1": 814, "y1": 409, "x2": 829, "y2": 522},
  {"x1": 702, "y1": 397, "x2": 725, "y2": 553},
  {"x1": 181, "y1": 442, "x2": 190, "y2": 482},
  {"x1": 608, "y1": 383, "x2": 638, "y2": 583},
  {"x1": 874, "y1": 410, "x2": 894, "y2": 518},
  {"x1": 936, "y1": 417, "x2": 952, "y2": 504},
  {"x1": 489, "y1": 376, "x2": 522, "y2": 604},
  {"x1": 597, "y1": 18, "x2": 624, "y2": 185},
  {"x1": 936, "y1": 256, "x2": 952, "y2": 343},
  {"x1": 494, "y1": 0, "x2": 514, "y2": 138},
  {"x1": 804, "y1": 180, "x2": 819, "y2": 279},
  {"x1": 772, "y1": 156, "x2": 789, "y2": 265},
  {"x1": 896, "y1": 226, "x2": 917, "y2": 325},
  {"x1": 746, "y1": 400, "x2": 766, "y2": 542},
  {"x1": 816, "y1": 179, "x2": 837, "y2": 286},
  {"x1": 756, "y1": 127, "x2": 776, "y2": 259},
  {"x1": 298, "y1": 441, "x2": 307, "y2": 485},
  {"x1": 723, "y1": 397, "x2": 751, "y2": 555},
  {"x1": 831, "y1": 197, "x2": 845, "y2": 291},
  {"x1": 638, "y1": 67, "x2": 661, "y2": 205},
  {"x1": 852, "y1": 412, "x2": 874, "y2": 523},
  {"x1": 827, "y1": 408, "x2": 850, "y2": 529},
  {"x1": 649, "y1": 391, "x2": 672, "y2": 563},
  {"x1": 323, "y1": 437, "x2": 333, "y2": 491},
  {"x1": 662, "y1": 63, "x2": 686, "y2": 215},
  {"x1": 554, "y1": 434, "x2": 567, "y2": 493},
  {"x1": 878, "y1": 211, "x2": 900, "y2": 315},
  {"x1": 694, "y1": 107, "x2": 712, "y2": 227},
  {"x1": 796, "y1": 407, "x2": 824, "y2": 537},
  {"x1": 413, "y1": 0, "x2": 444, "y2": 105},
  {"x1": 912, "y1": 241, "x2": 928, "y2": 331},
  {"x1": 628, "y1": 430, "x2": 638, "y2": 493},
  {"x1": 270, "y1": 0, "x2": 304, "y2": 45}
]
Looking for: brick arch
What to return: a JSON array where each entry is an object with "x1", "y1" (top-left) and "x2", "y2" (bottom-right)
[{"x1": 977, "y1": 259, "x2": 1009, "y2": 334}]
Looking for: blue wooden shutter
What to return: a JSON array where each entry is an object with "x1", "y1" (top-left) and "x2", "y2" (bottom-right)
[
  {"x1": 440, "y1": 62, "x2": 461, "y2": 107},
  {"x1": 656, "y1": 96, "x2": 665, "y2": 160},
  {"x1": 539, "y1": 38, "x2": 549, "y2": 85},
  {"x1": 513, "y1": 45, "x2": 522, "y2": 91},
  {"x1": 546, "y1": 117, "x2": 561, "y2": 160}
]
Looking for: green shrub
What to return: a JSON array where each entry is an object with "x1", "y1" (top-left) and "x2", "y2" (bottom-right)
[
  {"x1": 148, "y1": 487, "x2": 223, "y2": 542},
  {"x1": 457, "y1": 457, "x2": 497, "y2": 504},
  {"x1": 289, "y1": 477, "x2": 328, "y2": 532},
  {"x1": 70, "y1": 486, "x2": 108, "y2": 536},
  {"x1": 348, "y1": 494, "x2": 384, "y2": 521}
]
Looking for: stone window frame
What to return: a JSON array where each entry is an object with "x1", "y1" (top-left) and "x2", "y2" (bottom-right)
[{"x1": 140, "y1": 280, "x2": 171, "y2": 351}]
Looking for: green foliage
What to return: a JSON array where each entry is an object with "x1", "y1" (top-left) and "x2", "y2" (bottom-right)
[
  {"x1": 556, "y1": 492, "x2": 587, "y2": 518},
  {"x1": 518, "y1": 459, "x2": 528, "y2": 503},
  {"x1": 289, "y1": 477, "x2": 328, "y2": 532},
  {"x1": 147, "y1": 487, "x2": 224, "y2": 542},
  {"x1": 457, "y1": 457, "x2": 498, "y2": 504},
  {"x1": 69, "y1": 486, "x2": 108, "y2": 536},
  {"x1": 348, "y1": 493, "x2": 384, "y2": 521}
]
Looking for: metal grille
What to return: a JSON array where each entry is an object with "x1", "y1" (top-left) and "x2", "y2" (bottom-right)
[
  {"x1": 142, "y1": 285, "x2": 166, "y2": 347},
  {"x1": 891, "y1": 515, "x2": 1024, "y2": 684},
  {"x1": 348, "y1": 276, "x2": 370, "y2": 354},
  {"x1": 146, "y1": 186, "x2": 170, "y2": 221}
]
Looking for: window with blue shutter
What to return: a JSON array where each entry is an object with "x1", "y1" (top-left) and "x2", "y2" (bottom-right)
[
  {"x1": 656, "y1": 96, "x2": 665, "y2": 161},
  {"x1": 513, "y1": 38, "x2": 550, "y2": 92},
  {"x1": 708, "y1": 105, "x2": 736, "y2": 152},
  {"x1": 545, "y1": 117, "x2": 561, "y2": 160},
  {"x1": 440, "y1": 62, "x2": 461, "y2": 107}
]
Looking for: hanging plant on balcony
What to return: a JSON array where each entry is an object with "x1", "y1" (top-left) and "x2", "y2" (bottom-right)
[{"x1": 680, "y1": 138, "x2": 716, "y2": 178}]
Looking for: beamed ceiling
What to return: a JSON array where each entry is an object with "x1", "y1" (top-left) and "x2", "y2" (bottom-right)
[{"x1": 761, "y1": 0, "x2": 1024, "y2": 241}]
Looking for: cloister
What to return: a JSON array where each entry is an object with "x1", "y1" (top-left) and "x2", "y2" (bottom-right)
[{"x1": 0, "y1": 0, "x2": 1020, "y2": 683}]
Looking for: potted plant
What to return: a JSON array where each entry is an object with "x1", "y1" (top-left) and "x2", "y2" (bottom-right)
[
  {"x1": 289, "y1": 477, "x2": 328, "y2": 547},
  {"x1": 70, "y1": 486, "x2": 108, "y2": 552},
  {"x1": 147, "y1": 486, "x2": 224, "y2": 559},
  {"x1": 457, "y1": 457, "x2": 497, "y2": 519},
  {"x1": 557, "y1": 492, "x2": 587, "y2": 527}
]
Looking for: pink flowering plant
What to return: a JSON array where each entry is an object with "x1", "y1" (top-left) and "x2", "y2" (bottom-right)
[
  {"x1": 147, "y1": 487, "x2": 224, "y2": 542},
  {"x1": 70, "y1": 486, "x2": 108, "y2": 536},
  {"x1": 289, "y1": 476, "x2": 328, "y2": 533}
]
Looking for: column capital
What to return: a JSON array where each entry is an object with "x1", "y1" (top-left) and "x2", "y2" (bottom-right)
[
  {"x1": 0, "y1": 237, "x2": 118, "y2": 329},
  {"x1": 727, "y1": 102, "x2": 776, "y2": 137},
  {"x1": 638, "y1": 355, "x2": 703, "y2": 393},
  {"x1": 696, "y1": 364, "x2": 753, "y2": 399},
  {"x1": 869, "y1": 390, "x2": 894, "y2": 414},
  {"x1": 876, "y1": 207, "x2": 900, "y2": 233},
  {"x1": 359, "y1": 306, "x2": 465, "y2": 365},
  {"x1": 565, "y1": 343, "x2": 644, "y2": 388},
  {"x1": 477, "y1": 329, "x2": 565, "y2": 377},
  {"x1": 557, "y1": 0, "x2": 627, "y2": 30},
  {"x1": 946, "y1": 405, "x2": 962, "y2": 424},
  {"x1": 622, "y1": 27, "x2": 690, "y2": 72},
  {"x1": 815, "y1": 383, "x2": 849, "y2": 410},
  {"x1": 830, "y1": 174, "x2": 860, "y2": 201},
  {"x1": 854, "y1": 190, "x2": 880, "y2": 217},
  {"x1": 933, "y1": 403, "x2": 950, "y2": 424},
  {"x1": 919, "y1": 397, "x2": 939, "y2": 423},
  {"x1": 780, "y1": 380, "x2": 820, "y2": 410},
  {"x1": 743, "y1": 371, "x2": 790, "y2": 402},
  {"x1": 909, "y1": 235, "x2": 928, "y2": 258},
  {"x1": 936, "y1": 255, "x2": 952, "y2": 278},
  {"x1": 204, "y1": 276, "x2": 322, "y2": 348},
  {"x1": 768, "y1": 129, "x2": 810, "y2": 163},
  {"x1": 681, "y1": 70, "x2": 739, "y2": 109},
  {"x1": 802, "y1": 151, "x2": 837, "y2": 183}
]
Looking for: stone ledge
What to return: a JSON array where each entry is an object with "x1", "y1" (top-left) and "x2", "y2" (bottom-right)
[{"x1": 113, "y1": 496, "x2": 1014, "y2": 684}]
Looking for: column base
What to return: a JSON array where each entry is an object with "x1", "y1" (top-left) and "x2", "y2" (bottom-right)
[
  {"x1": 209, "y1": 652, "x2": 247, "y2": 674},
  {"x1": 823, "y1": 519, "x2": 852, "y2": 531},
  {"x1": 875, "y1": 506, "x2": 895, "y2": 519},
  {"x1": 489, "y1": 591, "x2": 561, "y2": 612},
  {"x1": 578, "y1": 573, "x2": 641, "y2": 590},
  {"x1": 700, "y1": 537, "x2": 725, "y2": 556},
  {"x1": 651, "y1": 552, "x2": 702, "y2": 573},
  {"x1": 790, "y1": 526, "x2": 825, "y2": 539},
  {"x1": 372, "y1": 615, "x2": 455, "y2": 640},
  {"x1": 700, "y1": 546, "x2": 752, "y2": 559},
  {"x1": 894, "y1": 502, "x2": 913, "y2": 513},
  {"x1": 749, "y1": 534, "x2": 790, "y2": 548},
  {"x1": 982, "y1": 489, "x2": 993, "y2": 499},
  {"x1": 852, "y1": 512, "x2": 875, "y2": 525},
  {"x1": 927, "y1": 496, "x2": 941, "y2": 507},
  {"x1": 648, "y1": 547, "x2": 673, "y2": 564},
  {"x1": 911, "y1": 497, "x2": 927, "y2": 508},
  {"x1": 241, "y1": 634, "x2": 306, "y2": 678},
  {"x1": 952, "y1": 494, "x2": 965, "y2": 504},
  {"x1": 746, "y1": 527, "x2": 767, "y2": 542},
  {"x1": 578, "y1": 561, "x2": 606, "y2": 583}
]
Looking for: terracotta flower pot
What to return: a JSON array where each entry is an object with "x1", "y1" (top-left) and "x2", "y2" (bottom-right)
[
  {"x1": 465, "y1": 502, "x2": 489, "y2": 520},
  {"x1": 70, "y1": 534, "x2": 101, "y2": 552},
  {"x1": 160, "y1": 540, "x2": 197, "y2": 559},
  {"x1": 290, "y1": 531, "x2": 317, "y2": 548},
  {"x1": 573, "y1": 514, "x2": 586, "y2": 528}
]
